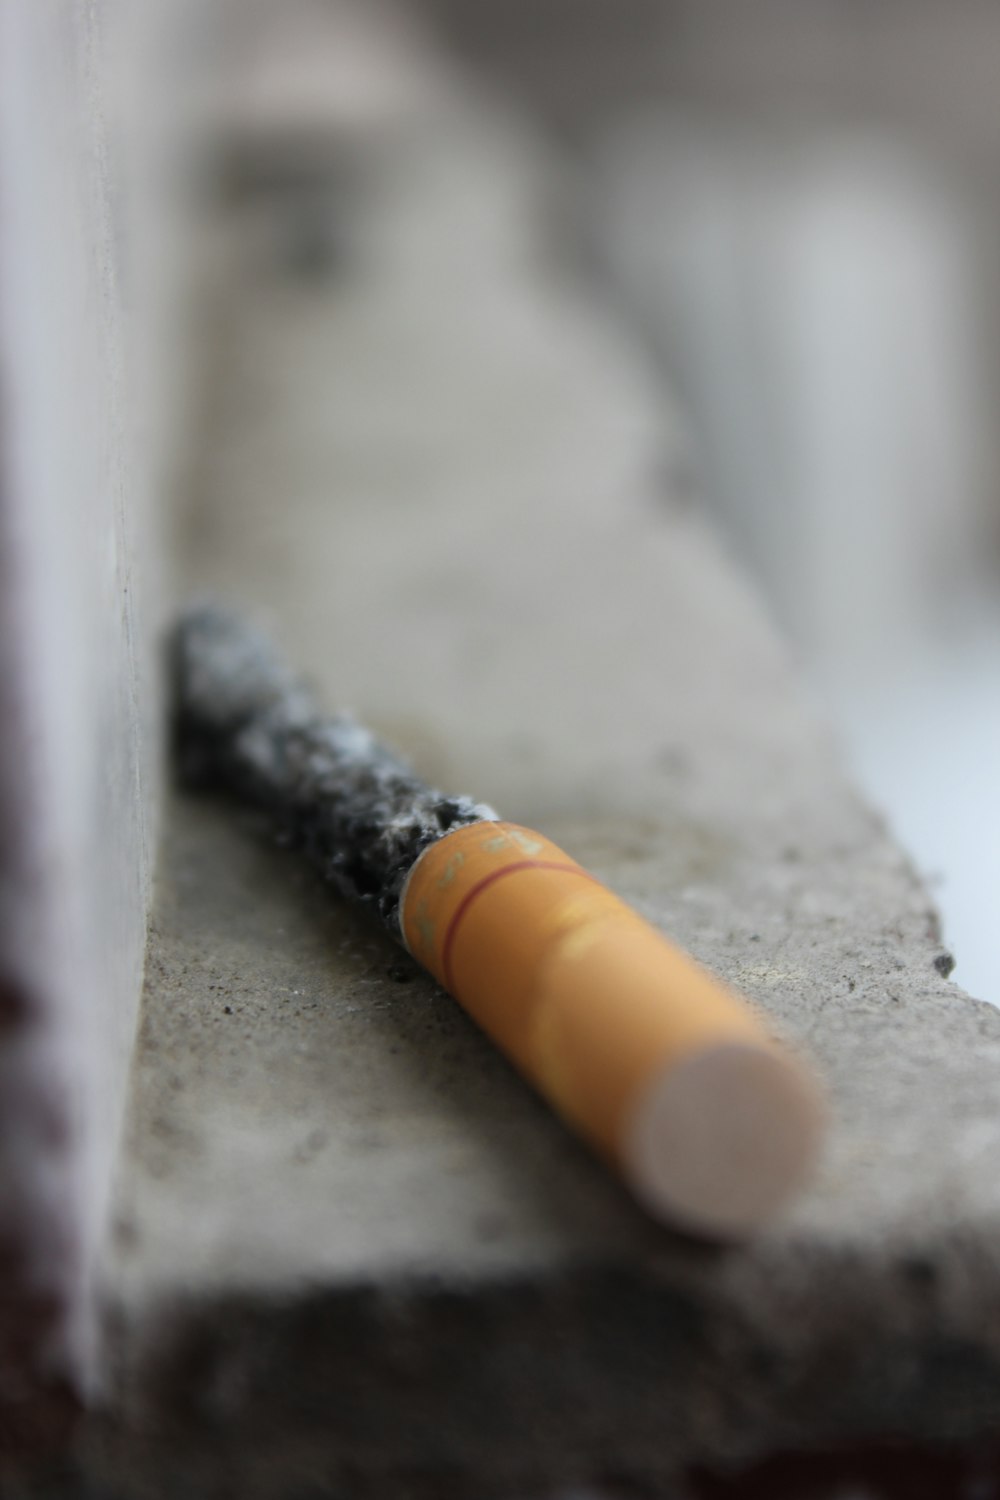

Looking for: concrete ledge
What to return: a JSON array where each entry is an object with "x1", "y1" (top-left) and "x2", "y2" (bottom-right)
[{"x1": 77, "y1": 97, "x2": 1000, "y2": 1495}]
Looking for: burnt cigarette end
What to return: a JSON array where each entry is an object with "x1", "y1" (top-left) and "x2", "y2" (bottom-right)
[{"x1": 169, "y1": 606, "x2": 496, "y2": 934}]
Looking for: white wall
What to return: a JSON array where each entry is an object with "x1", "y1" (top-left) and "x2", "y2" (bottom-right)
[
  {"x1": 593, "y1": 117, "x2": 1000, "y2": 1002},
  {"x1": 0, "y1": 0, "x2": 169, "y2": 1405}
]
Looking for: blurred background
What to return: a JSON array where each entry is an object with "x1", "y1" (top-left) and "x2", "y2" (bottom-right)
[{"x1": 190, "y1": 0, "x2": 999, "y2": 1000}]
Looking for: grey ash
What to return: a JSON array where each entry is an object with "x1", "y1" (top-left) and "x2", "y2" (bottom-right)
[{"x1": 170, "y1": 607, "x2": 496, "y2": 938}]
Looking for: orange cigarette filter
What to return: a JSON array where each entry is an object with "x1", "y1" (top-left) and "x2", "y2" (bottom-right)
[{"x1": 402, "y1": 822, "x2": 824, "y2": 1238}]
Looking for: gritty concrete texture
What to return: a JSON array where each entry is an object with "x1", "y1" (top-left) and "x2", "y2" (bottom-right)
[{"x1": 87, "y1": 85, "x2": 1000, "y2": 1497}]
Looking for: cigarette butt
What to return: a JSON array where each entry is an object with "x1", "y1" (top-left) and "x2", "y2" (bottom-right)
[{"x1": 401, "y1": 821, "x2": 824, "y2": 1238}]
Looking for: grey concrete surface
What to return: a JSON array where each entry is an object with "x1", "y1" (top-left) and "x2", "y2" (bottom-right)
[{"x1": 88, "y1": 98, "x2": 1000, "y2": 1495}]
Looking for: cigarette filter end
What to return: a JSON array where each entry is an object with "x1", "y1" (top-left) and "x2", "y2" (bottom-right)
[
  {"x1": 402, "y1": 821, "x2": 824, "y2": 1238},
  {"x1": 624, "y1": 1040, "x2": 823, "y2": 1237}
]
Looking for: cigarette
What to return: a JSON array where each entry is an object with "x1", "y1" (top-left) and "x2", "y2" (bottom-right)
[{"x1": 172, "y1": 607, "x2": 825, "y2": 1238}]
